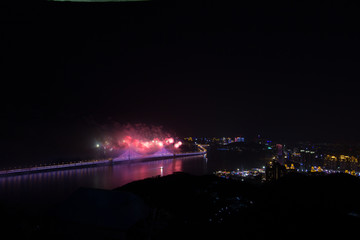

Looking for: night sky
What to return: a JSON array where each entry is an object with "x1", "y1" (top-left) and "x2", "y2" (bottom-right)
[{"x1": 1, "y1": 1, "x2": 360, "y2": 165}]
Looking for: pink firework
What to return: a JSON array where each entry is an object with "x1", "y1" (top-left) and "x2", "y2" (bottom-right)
[
  {"x1": 166, "y1": 138, "x2": 174, "y2": 144},
  {"x1": 174, "y1": 141, "x2": 182, "y2": 148},
  {"x1": 99, "y1": 123, "x2": 179, "y2": 155}
]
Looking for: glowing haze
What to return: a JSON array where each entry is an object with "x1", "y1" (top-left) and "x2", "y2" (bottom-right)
[{"x1": 99, "y1": 123, "x2": 182, "y2": 155}]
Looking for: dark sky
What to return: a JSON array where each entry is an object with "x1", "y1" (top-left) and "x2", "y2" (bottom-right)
[{"x1": 1, "y1": 1, "x2": 360, "y2": 165}]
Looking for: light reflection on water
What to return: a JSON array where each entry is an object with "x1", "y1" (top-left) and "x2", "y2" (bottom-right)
[
  {"x1": 0, "y1": 155, "x2": 208, "y2": 207},
  {"x1": 0, "y1": 152, "x2": 270, "y2": 208}
]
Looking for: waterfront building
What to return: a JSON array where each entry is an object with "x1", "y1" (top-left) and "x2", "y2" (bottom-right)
[{"x1": 265, "y1": 160, "x2": 286, "y2": 181}]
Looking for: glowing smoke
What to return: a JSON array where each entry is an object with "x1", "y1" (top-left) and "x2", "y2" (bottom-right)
[{"x1": 97, "y1": 123, "x2": 180, "y2": 155}]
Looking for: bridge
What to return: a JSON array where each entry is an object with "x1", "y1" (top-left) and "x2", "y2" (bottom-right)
[{"x1": 0, "y1": 147, "x2": 207, "y2": 176}]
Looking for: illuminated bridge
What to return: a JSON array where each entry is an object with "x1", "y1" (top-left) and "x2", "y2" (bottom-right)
[{"x1": 0, "y1": 145, "x2": 207, "y2": 176}]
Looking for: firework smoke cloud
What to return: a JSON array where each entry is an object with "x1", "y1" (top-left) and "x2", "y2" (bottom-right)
[{"x1": 98, "y1": 123, "x2": 182, "y2": 156}]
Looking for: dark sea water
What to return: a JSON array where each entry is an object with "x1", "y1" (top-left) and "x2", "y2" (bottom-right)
[{"x1": 0, "y1": 151, "x2": 271, "y2": 208}]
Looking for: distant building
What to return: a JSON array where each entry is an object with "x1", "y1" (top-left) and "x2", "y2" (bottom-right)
[
  {"x1": 324, "y1": 155, "x2": 359, "y2": 171},
  {"x1": 275, "y1": 144, "x2": 284, "y2": 164},
  {"x1": 265, "y1": 160, "x2": 286, "y2": 181},
  {"x1": 276, "y1": 144, "x2": 283, "y2": 156}
]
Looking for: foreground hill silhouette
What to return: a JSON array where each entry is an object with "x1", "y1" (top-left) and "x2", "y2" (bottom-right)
[
  {"x1": 115, "y1": 172, "x2": 360, "y2": 239},
  {"x1": 1, "y1": 172, "x2": 360, "y2": 239}
]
